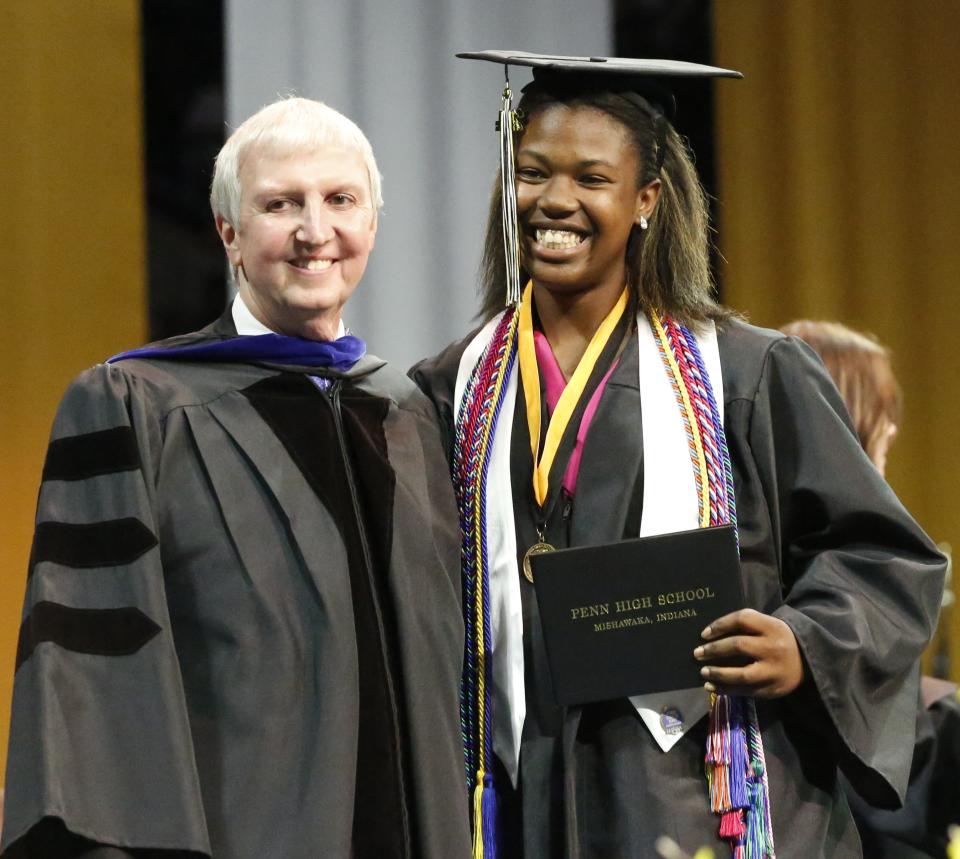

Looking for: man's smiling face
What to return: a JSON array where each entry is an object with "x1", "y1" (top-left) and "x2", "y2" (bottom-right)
[{"x1": 218, "y1": 145, "x2": 377, "y2": 341}]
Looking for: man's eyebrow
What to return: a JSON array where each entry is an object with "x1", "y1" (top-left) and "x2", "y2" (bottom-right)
[
  {"x1": 251, "y1": 181, "x2": 366, "y2": 197},
  {"x1": 328, "y1": 183, "x2": 366, "y2": 194},
  {"x1": 249, "y1": 183, "x2": 297, "y2": 198}
]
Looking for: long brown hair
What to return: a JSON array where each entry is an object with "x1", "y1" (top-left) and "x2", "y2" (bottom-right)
[
  {"x1": 478, "y1": 83, "x2": 731, "y2": 328},
  {"x1": 780, "y1": 320, "x2": 902, "y2": 465}
]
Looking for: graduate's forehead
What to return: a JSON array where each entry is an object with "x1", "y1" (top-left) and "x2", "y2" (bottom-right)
[{"x1": 518, "y1": 104, "x2": 638, "y2": 165}]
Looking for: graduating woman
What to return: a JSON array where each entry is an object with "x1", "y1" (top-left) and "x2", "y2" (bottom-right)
[{"x1": 411, "y1": 52, "x2": 946, "y2": 859}]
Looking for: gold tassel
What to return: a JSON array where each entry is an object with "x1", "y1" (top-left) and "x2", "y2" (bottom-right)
[{"x1": 472, "y1": 771, "x2": 485, "y2": 858}]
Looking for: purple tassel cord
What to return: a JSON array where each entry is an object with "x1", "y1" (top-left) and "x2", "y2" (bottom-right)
[{"x1": 471, "y1": 773, "x2": 499, "y2": 857}]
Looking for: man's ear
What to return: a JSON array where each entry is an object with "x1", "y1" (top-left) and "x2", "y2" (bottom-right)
[{"x1": 216, "y1": 215, "x2": 242, "y2": 266}]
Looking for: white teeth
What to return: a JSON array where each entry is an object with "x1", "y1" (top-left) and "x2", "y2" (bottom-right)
[
  {"x1": 299, "y1": 258, "x2": 332, "y2": 271},
  {"x1": 535, "y1": 229, "x2": 584, "y2": 249}
]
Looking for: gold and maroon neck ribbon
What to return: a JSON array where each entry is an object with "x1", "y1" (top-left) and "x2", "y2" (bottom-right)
[{"x1": 517, "y1": 281, "x2": 629, "y2": 507}]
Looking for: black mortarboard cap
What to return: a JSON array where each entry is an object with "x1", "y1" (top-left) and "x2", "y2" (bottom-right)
[
  {"x1": 457, "y1": 50, "x2": 743, "y2": 120},
  {"x1": 457, "y1": 51, "x2": 743, "y2": 307}
]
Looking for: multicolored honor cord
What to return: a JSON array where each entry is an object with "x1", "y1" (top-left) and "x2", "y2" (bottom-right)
[
  {"x1": 652, "y1": 315, "x2": 775, "y2": 859},
  {"x1": 452, "y1": 308, "x2": 520, "y2": 859}
]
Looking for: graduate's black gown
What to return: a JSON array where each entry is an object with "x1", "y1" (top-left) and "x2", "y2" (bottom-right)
[{"x1": 412, "y1": 315, "x2": 946, "y2": 859}]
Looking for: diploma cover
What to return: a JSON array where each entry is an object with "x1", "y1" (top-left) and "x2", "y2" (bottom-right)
[{"x1": 530, "y1": 524, "x2": 745, "y2": 706}]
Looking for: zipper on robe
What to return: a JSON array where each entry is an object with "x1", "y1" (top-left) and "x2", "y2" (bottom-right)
[{"x1": 326, "y1": 379, "x2": 413, "y2": 858}]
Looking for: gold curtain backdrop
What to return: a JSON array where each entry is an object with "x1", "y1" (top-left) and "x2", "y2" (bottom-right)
[
  {"x1": 0, "y1": 0, "x2": 957, "y2": 793},
  {"x1": 0, "y1": 2, "x2": 145, "y2": 782},
  {"x1": 714, "y1": 1, "x2": 960, "y2": 678}
]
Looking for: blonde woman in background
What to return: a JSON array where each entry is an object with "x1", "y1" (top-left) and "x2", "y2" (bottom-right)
[
  {"x1": 782, "y1": 319, "x2": 959, "y2": 859},
  {"x1": 779, "y1": 321, "x2": 901, "y2": 475}
]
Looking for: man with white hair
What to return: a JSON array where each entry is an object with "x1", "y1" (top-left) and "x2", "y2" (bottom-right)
[{"x1": 2, "y1": 98, "x2": 471, "y2": 859}]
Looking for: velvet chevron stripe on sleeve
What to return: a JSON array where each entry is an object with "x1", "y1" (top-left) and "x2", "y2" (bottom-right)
[
  {"x1": 15, "y1": 601, "x2": 162, "y2": 670},
  {"x1": 29, "y1": 518, "x2": 159, "y2": 571},
  {"x1": 42, "y1": 426, "x2": 141, "y2": 482}
]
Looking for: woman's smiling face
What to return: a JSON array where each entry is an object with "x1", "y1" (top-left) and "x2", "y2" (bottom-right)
[{"x1": 515, "y1": 103, "x2": 659, "y2": 299}]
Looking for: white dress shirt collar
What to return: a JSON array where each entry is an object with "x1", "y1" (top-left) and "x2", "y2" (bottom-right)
[{"x1": 231, "y1": 294, "x2": 346, "y2": 338}]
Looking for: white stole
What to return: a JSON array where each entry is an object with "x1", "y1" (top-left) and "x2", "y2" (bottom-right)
[{"x1": 453, "y1": 312, "x2": 725, "y2": 784}]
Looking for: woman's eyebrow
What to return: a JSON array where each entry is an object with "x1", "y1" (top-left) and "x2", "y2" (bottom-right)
[
  {"x1": 515, "y1": 149, "x2": 617, "y2": 171},
  {"x1": 577, "y1": 159, "x2": 617, "y2": 170},
  {"x1": 516, "y1": 147, "x2": 548, "y2": 162}
]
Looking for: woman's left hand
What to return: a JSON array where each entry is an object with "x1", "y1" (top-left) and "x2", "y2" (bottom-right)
[{"x1": 693, "y1": 608, "x2": 805, "y2": 698}]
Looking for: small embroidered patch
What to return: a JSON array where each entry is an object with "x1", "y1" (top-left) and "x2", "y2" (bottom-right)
[{"x1": 660, "y1": 706, "x2": 684, "y2": 735}]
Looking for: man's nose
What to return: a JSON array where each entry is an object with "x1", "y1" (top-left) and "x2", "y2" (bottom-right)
[{"x1": 295, "y1": 203, "x2": 335, "y2": 245}]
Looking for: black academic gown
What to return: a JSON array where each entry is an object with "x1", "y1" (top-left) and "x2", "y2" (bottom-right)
[
  {"x1": 411, "y1": 316, "x2": 946, "y2": 859},
  {"x1": 845, "y1": 679, "x2": 960, "y2": 858},
  {"x1": 2, "y1": 312, "x2": 472, "y2": 859}
]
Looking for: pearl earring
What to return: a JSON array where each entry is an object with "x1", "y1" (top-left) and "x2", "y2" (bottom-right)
[{"x1": 639, "y1": 216, "x2": 649, "y2": 231}]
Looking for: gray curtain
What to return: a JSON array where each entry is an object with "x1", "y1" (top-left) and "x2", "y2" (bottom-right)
[{"x1": 226, "y1": 0, "x2": 612, "y2": 368}]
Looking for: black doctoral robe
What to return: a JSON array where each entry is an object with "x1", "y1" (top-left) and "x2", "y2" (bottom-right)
[
  {"x1": 411, "y1": 316, "x2": 946, "y2": 859},
  {"x1": 2, "y1": 312, "x2": 472, "y2": 859}
]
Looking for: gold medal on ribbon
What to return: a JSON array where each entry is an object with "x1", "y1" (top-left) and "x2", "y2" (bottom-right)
[
  {"x1": 516, "y1": 283, "x2": 626, "y2": 585},
  {"x1": 522, "y1": 539, "x2": 555, "y2": 583}
]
